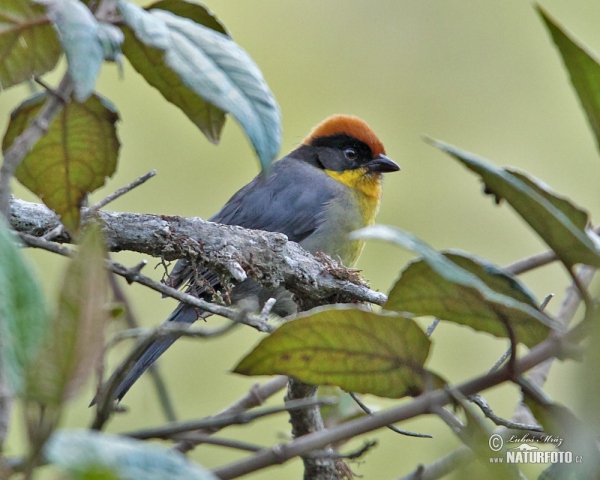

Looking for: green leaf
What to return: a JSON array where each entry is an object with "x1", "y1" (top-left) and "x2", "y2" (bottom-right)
[
  {"x1": 538, "y1": 7, "x2": 600, "y2": 155},
  {"x1": 235, "y1": 306, "x2": 441, "y2": 399},
  {"x1": 118, "y1": 0, "x2": 281, "y2": 171},
  {"x1": 0, "y1": 0, "x2": 61, "y2": 89},
  {"x1": 0, "y1": 219, "x2": 47, "y2": 394},
  {"x1": 46, "y1": 430, "x2": 219, "y2": 480},
  {"x1": 352, "y1": 226, "x2": 559, "y2": 348},
  {"x1": 2, "y1": 92, "x2": 120, "y2": 233},
  {"x1": 40, "y1": 0, "x2": 104, "y2": 102},
  {"x1": 429, "y1": 139, "x2": 600, "y2": 268},
  {"x1": 25, "y1": 223, "x2": 110, "y2": 406}
]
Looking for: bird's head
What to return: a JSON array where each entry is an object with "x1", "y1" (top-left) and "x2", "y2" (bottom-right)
[{"x1": 297, "y1": 114, "x2": 399, "y2": 197}]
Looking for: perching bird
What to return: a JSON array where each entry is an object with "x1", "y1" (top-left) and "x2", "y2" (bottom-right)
[{"x1": 107, "y1": 114, "x2": 399, "y2": 402}]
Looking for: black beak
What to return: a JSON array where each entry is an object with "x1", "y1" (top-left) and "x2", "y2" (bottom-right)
[{"x1": 367, "y1": 154, "x2": 400, "y2": 173}]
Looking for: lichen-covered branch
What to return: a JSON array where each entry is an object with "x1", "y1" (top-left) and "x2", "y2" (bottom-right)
[{"x1": 10, "y1": 198, "x2": 386, "y2": 307}]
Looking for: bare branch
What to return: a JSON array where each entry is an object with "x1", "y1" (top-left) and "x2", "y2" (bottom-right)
[
  {"x1": 124, "y1": 396, "x2": 337, "y2": 440},
  {"x1": 172, "y1": 375, "x2": 289, "y2": 453},
  {"x1": 17, "y1": 232, "x2": 275, "y2": 333},
  {"x1": 349, "y1": 393, "x2": 431, "y2": 438},
  {"x1": 469, "y1": 395, "x2": 542, "y2": 432},
  {"x1": 10, "y1": 198, "x2": 386, "y2": 307},
  {"x1": 171, "y1": 434, "x2": 265, "y2": 453}
]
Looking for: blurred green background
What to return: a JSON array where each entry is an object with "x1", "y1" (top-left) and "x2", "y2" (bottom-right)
[{"x1": 2, "y1": 1, "x2": 600, "y2": 478}]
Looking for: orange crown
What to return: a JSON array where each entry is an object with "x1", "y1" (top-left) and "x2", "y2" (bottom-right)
[{"x1": 302, "y1": 114, "x2": 386, "y2": 157}]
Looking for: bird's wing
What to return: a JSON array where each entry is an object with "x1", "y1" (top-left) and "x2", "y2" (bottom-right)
[
  {"x1": 212, "y1": 158, "x2": 336, "y2": 241},
  {"x1": 165, "y1": 158, "x2": 336, "y2": 294}
]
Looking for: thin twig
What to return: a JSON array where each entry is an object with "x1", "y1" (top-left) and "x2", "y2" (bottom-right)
[
  {"x1": 469, "y1": 395, "x2": 542, "y2": 431},
  {"x1": 349, "y1": 393, "x2": 431, "y2": 438},
  {"x1": 171, "y1": 434, "x2": 265, "y2": 452},
  {"x1": 172, "y1": 375, "x2": 288, "y2": 453},
  {"x1": 504, "y1": 225, "x2": 600, "y2": 275},
  {"x1": 489, "y1": 293, "x2": 554, "y2": 374},
  {"x1": 124, "y1": 397, "x2": 338, "y2": 440},
  {"x1": 86, "y1": 170, "x2": 157, "y2": 216},
  {"x1": 90, "y1": 317, "x2": 271, "y2": 431}
]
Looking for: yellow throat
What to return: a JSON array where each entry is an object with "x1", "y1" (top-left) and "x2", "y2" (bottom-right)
[{"x1": 325, "y1": 168, "x2": 382, "y2": 225}]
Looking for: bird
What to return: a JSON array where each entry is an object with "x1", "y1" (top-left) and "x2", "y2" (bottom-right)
[{"x1": 105, "y1": 114, "x2": 400, "y2": 402}]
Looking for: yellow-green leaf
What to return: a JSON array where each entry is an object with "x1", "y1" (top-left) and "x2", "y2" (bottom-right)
[
  {"x1": 25, "y1": 223, "x2": 110, "y2": 406},
  {"x1": 235, "y1": 306, "x2": 440, "y2": 399},
  {"x1": 0, "y1": 0, "x2": 61, "y2": 89},
  {"x1": 2, "y1": 93, "x2": 120, "y2": 233}
]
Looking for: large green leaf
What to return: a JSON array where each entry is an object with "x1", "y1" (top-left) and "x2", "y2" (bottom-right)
[
  {"x1": 352, "y1": 226, "x2": 560, "y2": 348},
  {"x1": 0, "y1": 219, "x2": 46, "y2": 395},
  {"x1": 46, "y1": 430, "x2": 219, "y2": 480},
  {"x1": 25, "y1": 223, "x2": 109, "y2": 406},
  {"x1": 430, "y1": 139, "x2": 600, "y2": 268},
  {"x1": 235, "y1": 306, "x2": 440, "y2": 399},
  {"x1": 0, "y1": 0, "x2": 61, "y2": 89},
  {"x1": 118, "y1": 0, "x2": 281, "y2": 171},
  {"x1": 2, "y1": 93, "x2": 120, "y2": 233},
  {"x1": 538, "y1": 7, "x2": 600, "y2": 155}
]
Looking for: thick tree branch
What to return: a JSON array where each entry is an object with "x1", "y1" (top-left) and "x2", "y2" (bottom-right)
[{"x1": 10, "y1": 198, "x2": 386, "y2": 307}]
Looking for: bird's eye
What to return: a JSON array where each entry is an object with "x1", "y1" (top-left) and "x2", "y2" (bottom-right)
[{"x1": 343, "y1": 148, "x2": 358, "y2": 160}]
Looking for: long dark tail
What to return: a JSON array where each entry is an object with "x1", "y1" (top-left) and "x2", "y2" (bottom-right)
[{"x1": 93, "y1": 303, "x2": 200, "y2": 404}]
